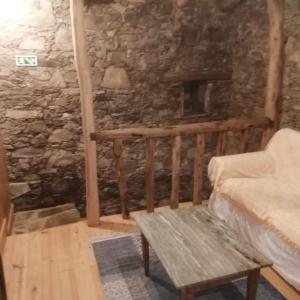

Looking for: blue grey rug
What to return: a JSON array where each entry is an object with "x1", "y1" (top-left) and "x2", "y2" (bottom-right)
[{"x1": 92, "y1": 234, "x2": 285, "y2": 300}]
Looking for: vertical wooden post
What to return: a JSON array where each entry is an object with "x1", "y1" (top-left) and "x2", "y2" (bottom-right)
[
  {"x1": 70, "y1": 0, "x2": 100, "y2": 226},
  {"x1": 145, "y1": 138, "x2": 155, "y2": 213},
  {"x1": 0, "y1": 256, "x2": 7, "y2": 300},
  {"x1": 113, "y1": 140, "x2": 129, "y2": 219},
  {"x1": 0, "y1": 131, "x2": 10, "y2": 228},
  {"x1": 141, "y1": 234, "x2": 150, "y2": 276},
  {"x1": 239, "y1": 129, "x2": 249, "y2": 153},
  {"x1": 171, "y1": 135, "x2": 181, "y2": 209},
  {"x1": 181, "y1": 287, "x2": 193, "y2": 300},
  {"x1": 193, "y1": 134, "x2": 205, "y2": 205},
  {"x1": 262, "y1": 0, "x2": 285, "y2": 147},
  {"x1": 216, "y1": 131, "x2": 226, "y2": 156},
  {"x1": 247, "y1": 269, "x2": 260, "y2": 300}
]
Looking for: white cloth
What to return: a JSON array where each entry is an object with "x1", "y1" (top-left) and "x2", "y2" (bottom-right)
[
  {"x1": 209, "y1": 194, "x2": 300, "y2": 291},
  {"x1": 208, "y1": 128, "x2": 300, "y2": 253}
]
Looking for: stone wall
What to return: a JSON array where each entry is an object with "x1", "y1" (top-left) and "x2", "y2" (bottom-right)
[
  {"x1": 228, "y1": 0, "x2": 300, "y2": 132},
  {"x1": 1, "y1": 0, "x2": 299, "y2": 215},
  {"x1": 0, "y1": 0, "x2": 84, "y2": 211},
  {"x1": 86, "y1": 0, "x2": 234, "y2": 214},
  {"x1": 282, "y1": 0, "x2": 300, "y2": 129},
  {"x1": 228, "y1": 0, "x2": 268, "y2": 119},
  {"x1": 0, "y1": 0, "x2": 234, "y2": 214}
]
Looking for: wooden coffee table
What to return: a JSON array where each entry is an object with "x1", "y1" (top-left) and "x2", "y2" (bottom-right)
[{"x1": 135, "y1": 206, "x2": 272, "y2": 300}]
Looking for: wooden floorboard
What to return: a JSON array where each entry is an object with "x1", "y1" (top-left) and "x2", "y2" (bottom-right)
[
  {"x1": 3, "y1": 203, "x2": 300, "y2": 300},
  {"x1": 262, "y1": 268, "x2": 300, "y2": 300}
]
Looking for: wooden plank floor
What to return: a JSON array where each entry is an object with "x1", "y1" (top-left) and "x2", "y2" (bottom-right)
[{"x1": 3, "y1": 203, "x2": 300, "y2": 300}]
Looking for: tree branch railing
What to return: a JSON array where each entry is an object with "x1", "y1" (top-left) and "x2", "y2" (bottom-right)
[{"x1": 91, "y1": 117, "x2": 273, "y2": 219}]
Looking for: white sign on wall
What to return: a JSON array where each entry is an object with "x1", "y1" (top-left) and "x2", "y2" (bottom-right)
[{"x1": 16, "y1": 55, "x2": 38, "y2": 67}]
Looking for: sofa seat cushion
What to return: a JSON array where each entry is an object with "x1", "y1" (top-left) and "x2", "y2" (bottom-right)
[
  {"x1": 215, "y1": 178, "x2": 300, "y2": 252},
  {"x1": 268, "y1": 209, "x2": 300, "y2": 253}
]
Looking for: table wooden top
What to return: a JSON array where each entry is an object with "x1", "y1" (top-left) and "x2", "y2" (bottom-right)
[{"x1": 135, "y1": 206, "x2": 272, "y2": 289}]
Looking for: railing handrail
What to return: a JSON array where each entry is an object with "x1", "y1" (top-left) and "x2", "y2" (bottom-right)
[
  {"x1": 91, "y1": 117, "x2": 273, "y2": 141},
  {"x1": 91, "y1": 117, "x2": 274, "y2": 219}
]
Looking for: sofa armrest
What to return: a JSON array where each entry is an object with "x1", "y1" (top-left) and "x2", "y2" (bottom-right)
[{"x1": 208, "y1": 151, "x2": 274, "y2": 187}]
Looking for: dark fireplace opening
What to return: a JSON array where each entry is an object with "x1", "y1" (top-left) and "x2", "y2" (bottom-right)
[{"x1": 183, "y1": 81, "x2": 212, "y2": 115}]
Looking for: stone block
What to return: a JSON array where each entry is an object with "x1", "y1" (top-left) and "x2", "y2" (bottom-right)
[
  {"x1": 37, "y1": 203, "x2": 75, "y2": 218},
  {"x1": 12, "y1": 147, "x2": 43, "y2": 159},
  {"x1": 44, "y1": 209, "x2": 80, "y2": 229},
  {"x1": 102, "y1": 66, "x2": 130, "y2": 89},
  {"x1": 9, "y1": 182, "x2": 31, "y2": 199},
  {"x1": 84, "y1": 14, "x2": 104, "y2": 30},
  {"x1": 286, "y1": 36, "x2": 300, "y2": 63},
  {"x1": 62, "y1": 88, "x2": 80, "y2": 95},
  {"x1": 18, "y1": 159, "x2": 30, "y2": 170},
  {"x1": 49, "y1": 69, "x2": 66, "y2": 88},
  {"x1": 13, "y1": 203, "x2": 80, "y2": 234},
  {"x1": 28, "y1": 70, "x2": 51, "y2": 81},
  {"x1": 50, "y1": 177, "x2": 78, "y2": 195},
  {"x1": 6, "y1": 109, "x2": 42, "y2": 119},
  {"x1": 27, "y1": 121, "x2": 48, "y2": 134},
  {"x1": 31, "y1": 134, "x2": 47, "y2": 148},
  {"x1": 55, "y1": 26, "x2": 73, "y2": 51},
  {"x1": 64, "y1": 71, "x2": 78, "y2": 83},
  {"x1": 25, "y1": 0, "x2": 55, "y2": 27},
  {"x1": 107, "y1": 51, "x2": 126, "y2": 64},
  {"x1": 0, "y1": 68, "x2": 11, "y2": 77},
  {"x1": 39, "y1": 168, "x2": 58, "y2": 175},
  {"x1": 0, "y1": 80, "x2": 15, "y2": 88},
  {"x1": 48, "y1": 129, "x2": 73, "y2": 143},
  {"x1": 216, "y1": 0, "x2": 243, "y2": 11},
  {"x1": 19, "y1": 37, "x2": 45, "y2": 50},
  {"x1": 47, "y1": 150, "x2": 77, "y2": 167},
  {"x1": 111, "y1": 3, "x2": 126, "y2": 15}
]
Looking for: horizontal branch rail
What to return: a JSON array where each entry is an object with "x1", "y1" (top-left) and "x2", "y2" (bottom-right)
[
  {"x1": 91, "y1": 117, "x2": 273, "y2": 141},
  {"x1": 92, "y1": 117, "x2": 273, "y2": 219}
]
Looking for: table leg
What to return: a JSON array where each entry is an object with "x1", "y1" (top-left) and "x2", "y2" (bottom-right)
[
  {"x1": 247, "y1": 269, "x2": 260, "y2": 300},
  {"x1": 141, "y1": 233, "x2": 149, "y2": 276},
  {"x1": 0, "y1": 256, "x2": 7, "y2": 300},
  {"x1": 181, "y1": 287, "x2": 193, "y2": 300}
]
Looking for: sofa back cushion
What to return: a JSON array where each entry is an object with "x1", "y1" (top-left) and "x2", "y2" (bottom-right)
[{"x1": 266, "y1": 128, "x2": 300, "y2": 185}]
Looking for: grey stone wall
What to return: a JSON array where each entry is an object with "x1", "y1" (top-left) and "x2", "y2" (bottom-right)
[
  {"x1": 228, "y1": 0, "x2": 300, "y2": 131},
  {"x1": 0, "y1": 0, "x2": 234, "y2": 214},
  {"x1": 282, "y1": 0, "x2": 300, "y2": 129},
  {"x1": 228, "y1": 0, "x2": 268, "y2": 119},
  {"x1": 0, "y1": 0, "x2": 83, "y2": 211},
  {"x1": 1, "y1": 0, "x2": 298, "y2": 215},
  {"x1": 86, "y1": 0, "x2": 234, "y2": 214}
]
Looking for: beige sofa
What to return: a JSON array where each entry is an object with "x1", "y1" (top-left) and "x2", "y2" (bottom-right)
[{"x1": 208, "y1": 128, "x2": 300, "y2": 291}]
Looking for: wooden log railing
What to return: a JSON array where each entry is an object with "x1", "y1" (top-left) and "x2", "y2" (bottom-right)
[
  {"x1": 91, "y1": 117, "x2": 273, "y2": 219},
  {"x1": 145, "y1": 138, "x2": 155, "y2": 213},
  {"x1": 193, "y1": 134, "x2": 205, "y2": 206}
]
